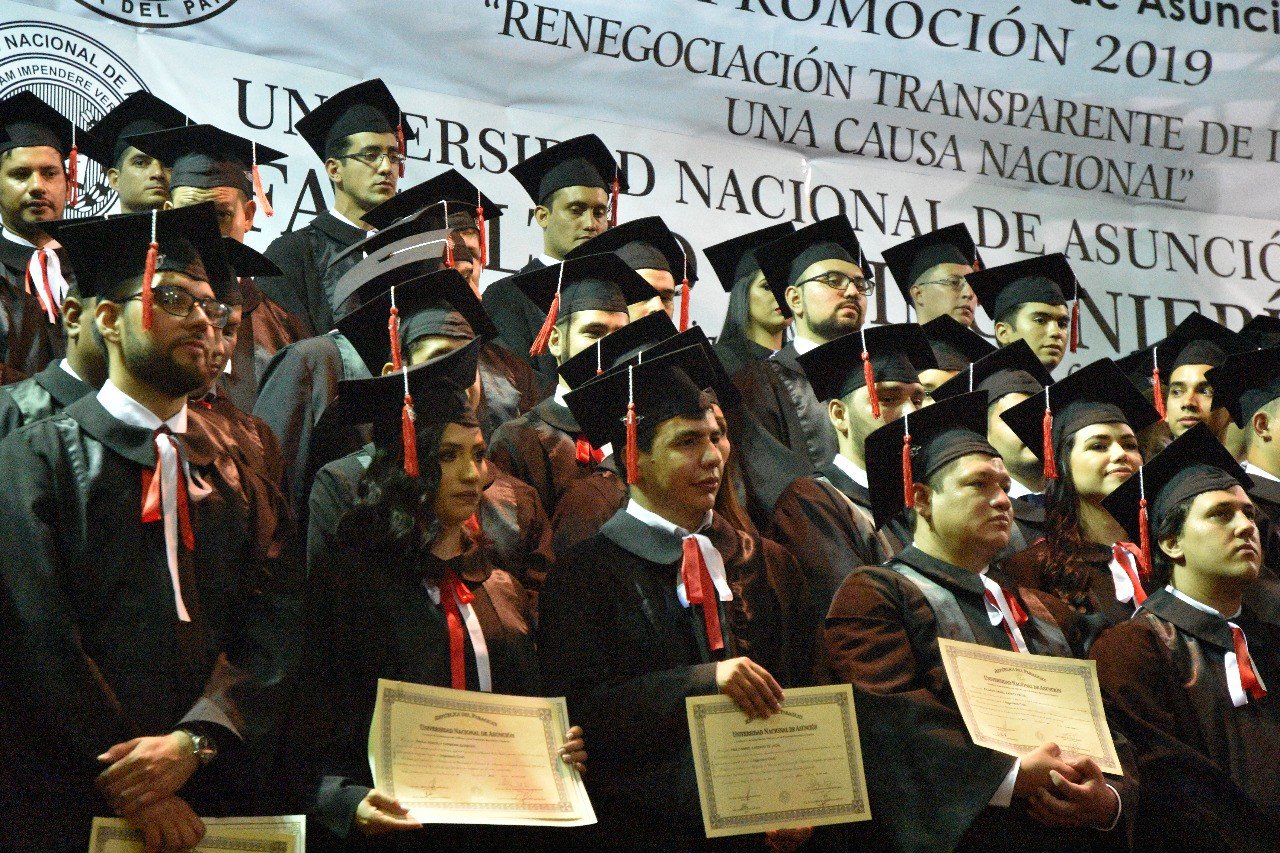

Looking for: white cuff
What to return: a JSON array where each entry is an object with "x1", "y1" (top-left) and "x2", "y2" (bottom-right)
[{"x1": 989, "y1": 757, "x2": 1019, "y2": 807}]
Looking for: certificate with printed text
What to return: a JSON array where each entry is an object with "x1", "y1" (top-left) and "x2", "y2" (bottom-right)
[
  {"x1": 686, "y1": 684, "x2": 870, "y2": 838},
  {"x1": 368, "y1": 678, "x2": 595, "y2": 826},
  {"x1": 88, "y1": 815, "x2": 303, "y2": 852},
  {"x1": 938, "y1": 638, "x2": 1123, "y2": 775}
]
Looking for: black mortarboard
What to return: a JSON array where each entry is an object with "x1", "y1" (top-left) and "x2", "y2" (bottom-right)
[
  {"x1": 362, "y1": 168, "x2": 501, "y2": 233},
  {"x1": 865, "y1": 390, "x2": 996, "y2": 529},
  {"x1": 515, "y1": 253, "x2": 658, "y2": 356},
  {"x1": 1239, "y1": 315, "x2": 1280, "y2": 350},
  {"x1": 1001, "y1": 358, "x2": 1159, "y2": 482},
  {"x1": 336, "y1": 267, "x2": 495, "y2": 375},
  {"x1": 1207, "y1": 346, "x2": 1280, "y2": 428},
  {"x1": 882, "y1": 224, "x2": 980, "y2": 302},
  {"x1": 557, "y1": 310, "x2": 678, "y2": 390},
  {"x1": 757, "y1": 216, "x2": 870, "y2": 319},
  {"x1": 797, "y1": 323, "x2": 936, "y2": 403},
  {"x1": 565, "y1": 344, "x2": 719, "y2": 484},
  {"x1": 703, "y1": 222, "x2": 796, "y2": 292},
  {"x1": 509, "y1": 133, "x2": 626, "y2": 207},
  {"x1": 1115, "y1": 313, "x2": 1243, "y2": 420},
  {"x1": 331, "y1": 228, "x2": 464, "y2": 319},
  {"x1": 0, "y1": 90, "x2": 79, "y2": 158},
  {"x1": 84, "y1": 92, "x2": 187, "y2": 166},
  {"x1": 1101, "y1": 423, "x2": 1250, "y2": 571},
  {"x1": 565, "y1": 216, "x2": 693, "y2": 280},
  {"x1": 127, "y1": 123, "x2": 286, "y2": 217},
  {"x1": 218, "y1": 238, "x2": 281, "y2": 305},
  {"x1": 921, "y1": 314, "x2": 997, "y2": 372},
  {"x1": 295, "y1": 78, "x2": 402, "y2": 161},
  {"x1": 933, "y1": 339, "x2": 1052, "y2": 404},
  {"x1": 606, "y1": 325, "x2": 741, "y2": 411}
]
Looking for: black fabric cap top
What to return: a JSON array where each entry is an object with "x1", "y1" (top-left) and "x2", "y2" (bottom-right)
[
  {"x1": 0, "y1": 90, "x2": 87, "y2": 159},
  {"x1": 335, "y1": 338, "x2": 482, "y2": 447},
  {"x1": 1000, "y1": 358, "x2": 1160, "y2": 465},
  {"x1": 757, "y1": 215, "x2": 868, "y2": 319},
  {"x1": 218, "y1": 238, "x2": 281, "y2": 305},
  {"x1": 332, "y1": 228, "x2": 463, "y2": 318},
  {"x1": 565, "y1": 344, "x2": 718, "y2": 450},
  {"x1": 1115, "y1": 312, "x2": 1243, "y2": 392},
  {"x1": 921, "y1": 315, "x2": 997, "y2": 372},
  {"x1": 865, "y1": 390, "x2": 996, "y2": 529},
  {"x1": 798, "y1": 323, "x2": 936, "y2": 402},
  {"x1": 84, "y1": 92, "x2": 188, "y2": 165},
  {"x1": 362, "y1": 168, "x2": 502, "y2": 231},
  {"x1": 294, "y1": 79, "x2": 401, "y2": 160},
  {"x1": 933, "y1": 340, "x2": 1052, "y2": 403},
  {"x1": 967, "y1": 253, "x2": 1077, "y2": 323},
  {"x1": 557, "y1": 310, "x2": 678, "y2": 390},
  {"x1": 509, "y1": 134, "x2": 626, "y2": 205},
  {"x1": 564, "y1": 216, "x2": 696, "y2": 283},
  {"x1": 510, "y1": 253, "x2": 657, "y2": 321},
  {"x1": 703, "y1": 222, "x2": 796, "y2": 293},
  {"x1": 1101, "y1": 423, "x2": 1251, "y2": 545},
  {"x1": 1206, "y1": 346, "x2": 1280, "y2": 427},
  {"x1": 1239, "y1": 315, "x2": 1280, "y2": 350},
  {"x1": 127, "y1": 124, "x2": 287, "y2": 195},
  {"x1": 598, "y1": 325, "x2": 741, "y2": 411},
  {"x1": 881, "y1": 224, "x2": 978, "y2": 301},
  {"x1": 335, "y1": 268, "x2": 494, "y2": 374}
]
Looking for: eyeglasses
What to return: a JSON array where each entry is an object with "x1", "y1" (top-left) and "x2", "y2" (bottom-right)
[
  {"x1": 337, "y1": 148, "x2": 408, "y2": 168},
  {"x1": 798, "y1": 271, "x2": 874, "y2": 296},
  {"x1": 916, "y1": 275, "x2": 971, "y2": 292},
  {"x1": 122, "y1": 284, "x2": 231, "y2": 329}
]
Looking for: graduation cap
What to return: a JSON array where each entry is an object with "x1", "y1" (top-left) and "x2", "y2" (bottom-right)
[
  {"x1": 83, "y1": 91, "x2": 188, "y2": 167},
  {"x1": 933, "y1": 339, "x2": 1052, "y2": 404},
  {"x1": 1115, "y1": 313, "x2": 1243, "y2": 419},
  {"x1": 331, "y1": 228, "x2": 465, "y2": 319},
  {"x1": 757, "y1": 215, "x2": 870, "y2": 320},
  {"x1": 509, "y1": 133, "x2": 626, "y2": 224},
  {"x1": 513, "y1": 253, "x2": 658, "y2": 356},
  {"x1": 557, "y1": 310, "x2": 678, "y2": 390},
  {"x1": 127, "y1": 123, "x2": 287, "y2": 217},
  {"x1": 881, "y1": 224, "x2": 981, "y2": 304},
  {"x1": 864, "y1": 390, "x2": 996, "y2": 529},
  {"x1": 921, "y1": 314, "x2": 997, "y2": 373},
  {"x1": 295, "y1": 78, "x2": 404, "y2": 169},
  {"x1": 0, "y1": 90, "x2": 99, "y2": 209},
  {"x1": 218, "y1": 238, "x2": 281, "y2": 305},
  {"x1": 605, "y1": 324, "x2": 741, "y2": 411},
  {"x1": 361, "y1": 168, "x2": 501, "y2": 266},
  {"x1": 797, "y1": 323, "x2": 936, "y2": 418},
  {"x1": 1206, "y1": 346, "x2": 1280, "y2": 428},
  {"x1": 565, "y1": 343, "x2": 719, "y2": 485},
  {"x1": 703, "y1": 222, "x2": 797, "y2": 292},
  {"x1": 1000, "y1": 358, "x2": 1160, "y2": 483},
  {"x1": 967, "y1": 253, "x2": 1083, "y2": 351},
  {"x1": 1101, "y1": 423, "x2": 1251, "y2": 574},
  {"x1": 335, "y1": 267, "x2": 495, "y2": 375},
  {"x1": 334, "y1": 337, "x2": 483, "y2": 476},
  {"x1": 1239, "y1": 315, "x2": 1280, "y2": 350}
]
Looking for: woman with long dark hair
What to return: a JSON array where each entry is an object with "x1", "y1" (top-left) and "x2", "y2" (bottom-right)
[
  {"x1": 705, "y1": 223, "x2": 796, "y2": 377},
  {"x1": 1000, "y1": 359, "x2": 1161, "y2": 646}
]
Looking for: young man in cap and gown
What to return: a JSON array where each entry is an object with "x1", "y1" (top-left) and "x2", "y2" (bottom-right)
[
  {"x1": 968, "y1": 253, "x2": 1083, "y2": 374},
  {"x1": 83, "y1": 91, "x2": 188, "y2": 215},
  {"x1": 881, "y1": 223, "x2": 981, "y2": 328}
]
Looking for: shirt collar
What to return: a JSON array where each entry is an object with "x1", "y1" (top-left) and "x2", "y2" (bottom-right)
[
  {"x1": 540, "y1": 253, "x2": 562, "y2": 268},
  {"x1": 330, "y1": 208, "x2": 372, "y2": 233},
  {"x1": 553, "y1": 383, "x2": 570, "y2": 406},
  {"x1": 59, "y1": 358, "x2": 83, "y2": 383},
  {"x1": 831, "y1": 454, "x2": 869, "y2": 488},
  {"x1": 97, "y1": 379, "x2": 187, "y2": 435},
  {"x1": 1166, "y1": 584, "x2": 1242, "y2": 620},
  {"x1": 1, "y1": 225, "x2": 37, "y2": 249},
  {"x1": 1007, "y1": 478, "x2": 1036, "y2": 499},
  {"x1": 625, "y1": 498, "x2": 711, "y2": 537},
  {"x1": 1243, "y1": 460, "x2": 1280, "y2": 484},
  {"x1": 791, "y1": 334, "x2": 821, "y2": 356}
]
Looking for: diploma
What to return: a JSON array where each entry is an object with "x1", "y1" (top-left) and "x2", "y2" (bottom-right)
[
  {"x1": 686, "y1": 684, "x2": 871, "y2": 838},
  {"x1": 367, "y1": 678, "x2": 595, "y2": 826},
  {"x1": 937, "y1": 638, "x2": 1123, "y2": 775},
  {"x1": 88, "y1": 815, "x2": 303, "y2": 852}
]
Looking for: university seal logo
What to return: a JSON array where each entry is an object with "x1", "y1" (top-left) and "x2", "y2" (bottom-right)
[
  {"x1": 0, "y1": 21, "x2": 146, "y2": 218},
  {"x1": 74, "y1": 0, "x2": 239, "y2": 28}
]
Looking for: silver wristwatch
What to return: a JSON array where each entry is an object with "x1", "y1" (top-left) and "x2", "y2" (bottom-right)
[{"x1": 178, "y1": 729, "x2": 218, "y2": 766}]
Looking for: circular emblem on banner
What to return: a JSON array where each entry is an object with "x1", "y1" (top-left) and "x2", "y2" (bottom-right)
[
  {"x1": 0, "y1": 21, "x2": 146, "y2": 218},
  {"x1": 74, "y1": 0, "x2": 238, "y2": 28}
]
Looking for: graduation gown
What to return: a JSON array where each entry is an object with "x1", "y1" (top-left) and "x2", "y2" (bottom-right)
[
  {"x1": 0, "y1": 235, "x2": 63, "y2": 379},
  {"x1": 713, "y1": 335, "x2": 774, "y2": 380},
  {"x1": 731, "y1": 341, "x2": 835, "y2": 470},
  {"x1": 293, "y1": 538, "x2": 539, "y2": 851},
  {"x1": 259, "y1": 211, "x2": 368, "y2": 337},
  {"x1": 823, "y1": 545, "x2": 1133, "y2": 852},
  {"x1": 488, "y1": 395, "x2": 598, "y2": 515},
  {"x1": 223, "y1": 276, "x2": 308, "y2": 414},
  {"x1": 1091, "y1": 588, "x2": 1280, "y2": 852},
  {"x1": 538, "y1": 508, "x2": 809, "y2": 851},
  {"x1": 482, "y1": 257, "x2": 559, "y2": 394},
  {"x1": 548, "y1": 465, "x2": 625, "y2": 556},
  {"x1": 0, "y1": 359, "x2": 90, "y2": 438},
  {"x1": 0, "y1": 396, "x2": 300, "y2": 851}
]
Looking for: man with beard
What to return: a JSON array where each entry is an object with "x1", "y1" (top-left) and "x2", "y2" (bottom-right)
[
  {"x1": 882, "y1": 224, "x2": 981, "y2": 328},
  {"x1": 82, "y1": 91, "x2": 188, "y2": 215},
  {"x1": 0, "y1": 203, "x2": 298, "y2": 852},
  {"x1": 967, "y1": 253, "x2": 1084, "y2": 374},
  {"x1": 259, "y1": 79, "x2": 405, "y2": 336}
]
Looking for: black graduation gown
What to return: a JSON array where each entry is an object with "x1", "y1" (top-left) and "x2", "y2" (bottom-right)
[
  {"x1": 731, "y1": 342, "x2": 835, "y2": 470},
  {"x1": 0, "y1": 396, "x2": 299, "y2": 851},
  {"x1": 1091, "y1": 588, "x2": 1280, "y2": 852},
  {"x1": 713, "y1": 336, "x2": 773, "y2": 380},
  {"x1": 0, "y1": 235, "x2": 63, "y2": 378},
  {"x1": 259, "y1": 211, "x2": 368, "y2": 337},
  {"x1": 0, "y1": 359, "x2": 90, "y2": 438},
  {"x1": 538, "y1": 509, "x2": 809, "y2": 852},
  {"x1": 293, "y1": 538, "x2": 540, "y2": 851},
  {"x1": 488, "y1": 396, "x2": 598, "y2": 515},
  {"x1": 224, "y1": 276, "x2": 308, "y2": 414},
  {"x1": 823, "y1": 546, "x2": 1134, "y2": 852},
  {"x1": 481, "y1": 256, "x2": 559, "y2": 394}
]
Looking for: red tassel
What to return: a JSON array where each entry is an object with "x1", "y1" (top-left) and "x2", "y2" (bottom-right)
[
  {"x1": 141, "y1": 240, "x2": 158, "y2": 330},
  {"x1": 609, "y1": 175, "x2": 620, "y2": 227},
  {"x1": 67, "y1": 144, "x2": 78, "y2": 208},
  {"x1": 396, "y1": 121, "x2": 407, "y2": 178},
  {"x1": 476, "y1": 204, "x2": 488, "y2": 267},
  {"x1": 862, "y1": 351, "x2": 880, "y2": 419},
  {"x1": 678, "y1": 276, "x2": 691, "y2": 331},
  {"x1": 1069, "y1": 299, "x2": 1080, "y2": 353},
  {"x1": 1138, "y1": 497, "x2": 1152, "y2": 576},
  {"x1": 252, "y1": 165, "x2": 274, "y2": 217},
  {"x1": 529, "y1": 290, "x2": 559, "y2": 356},
  {"x1": 972, "y1": 253, "x2": 981, "y2": 272},
  {"x1": 625, "y1": 401, "x2": 639, "y2": 485},
  {"x1": 401, "y1": 394, "x2": 419, "y2": 477},
  {"x1": 1042, "y1": 406, "x2": 1057, "y2": 480},
  {"x1": 444, "y1": 235, "x2": 455, "y2": 269},
  {"x1": 1152, "y1": 368, "x2": 1166, "y2": 419},
  {"x1": 388, "y1": 306, "x2": 403, "y2": 371},
  {"x1": 902, "y1": 433, "x2": 914, "y2": 509}
]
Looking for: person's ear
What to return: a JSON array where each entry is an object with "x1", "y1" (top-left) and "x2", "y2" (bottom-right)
[
  {"x1": 1252, "y1": 409, "x2": 1271, "y2": 443},
  {"x1": 994, "y1": 321, "x2": 1014, "y2": 346},
  {"x1": 784, "y1": 284, "x2": 803, "y2": 318},
  {"x1": 828, "y1": 397, "x2": 848, "y2": 435},
  {"x1": 547, "y1": 321, "x2": 565, "y2": 362},
  {"x1": 243, "y1": 198, "x2": 257, "y2": 232},
  {"x1": 106, "y1": 168, "x2": 120, "y2": 190},
  {"x1": 95, "y1": 299, "x2": 123, "y2": 347},
  {"x1": 913, "y1": 482, "x2": 932, "y2": 521},
  {"x1": 61, "y1": 296, "x2": 83, "y2": 338},
  {"x1": 325, "y1": 157, "x2": 343, "y2": 184},
  {"x1": 533, "y1": 204, "x2": 551, "y2": 229},
  {"x1": 1159, "y1": 532, "x2": 1184, "y2": 563}
]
